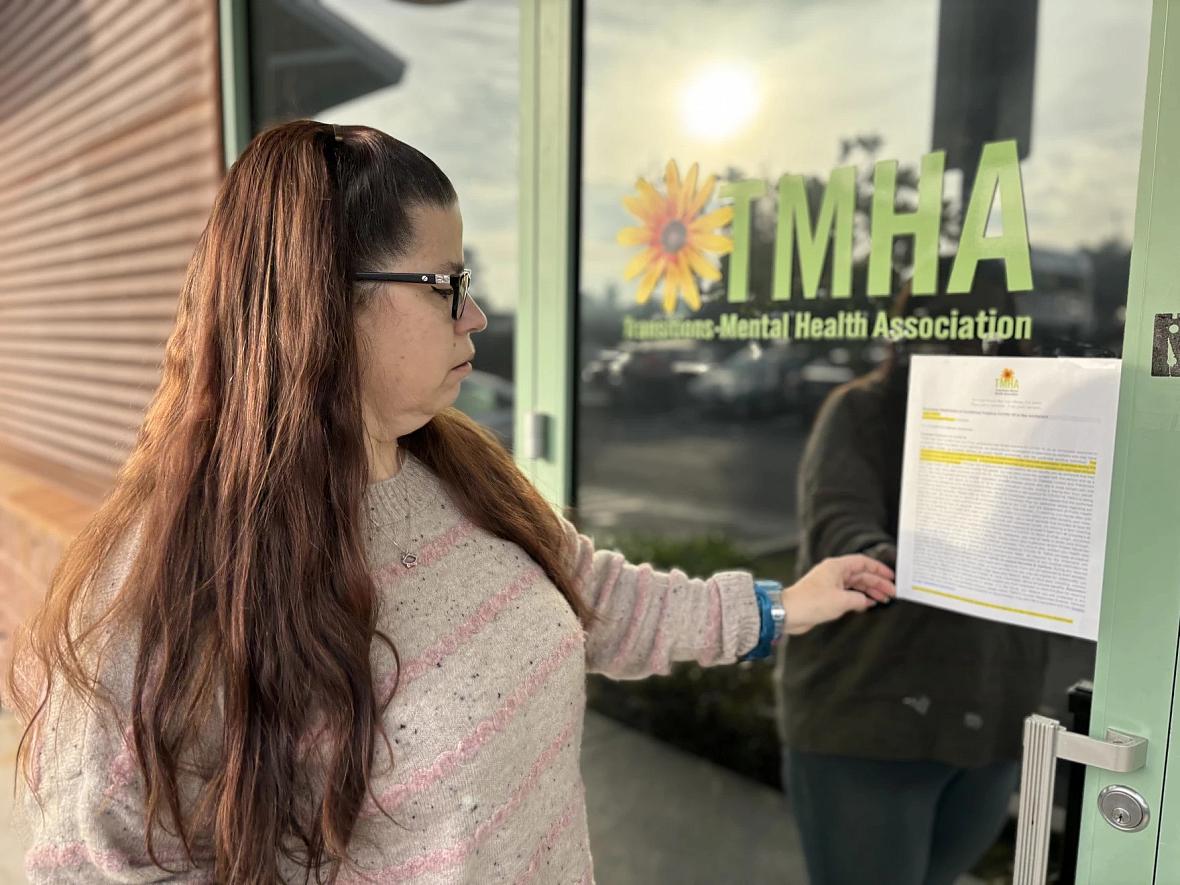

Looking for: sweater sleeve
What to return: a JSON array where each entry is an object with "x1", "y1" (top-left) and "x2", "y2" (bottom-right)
[
  {"x1": 560, "y1": 518, "x2": 762, "y2": 679},
  {"x1": 19, "y1": 680, "x2": 215, "y2": 883},
  {"x1": 18, "y1": 527, "x2": 215, "y2": 882}
]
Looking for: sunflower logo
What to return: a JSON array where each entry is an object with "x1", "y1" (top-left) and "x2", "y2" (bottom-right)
[
  {"x1": 616, "y1": 160, "x2": 734, "y2": 315},
  {"x1": 1001, "y1": 368, "x2": 1015, "y2": 381}
]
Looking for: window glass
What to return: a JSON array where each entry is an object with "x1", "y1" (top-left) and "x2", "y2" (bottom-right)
[{"x1": 575, "y1": 2, "x2": 1150, "y2": 880}]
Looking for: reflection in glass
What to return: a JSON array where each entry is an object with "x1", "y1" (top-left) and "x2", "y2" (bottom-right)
[{"x1": 576, "y1": 1, "x2": 1149, "y2": 881}]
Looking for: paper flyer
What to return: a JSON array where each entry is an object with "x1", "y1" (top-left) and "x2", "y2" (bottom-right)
[{"x1": 896, "y1": 356, "x2": 1122, "y2": 640}]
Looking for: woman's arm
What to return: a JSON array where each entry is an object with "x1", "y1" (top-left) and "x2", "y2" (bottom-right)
[
  {"x1": 19, "y1": 685, "x2": 215, "y2": 883},
  {"x1": 561, "y1": 520, "x2": 894, "y2": 680},
  {"x1": 18, "y1": 527, "x2": 214, "y2": 881},
  {"x1": 799, "y1": 386, "x2": 898, "y2": 563},
  {"x1": 563, "y1": 517, "x2": 759, "y2": 679}
]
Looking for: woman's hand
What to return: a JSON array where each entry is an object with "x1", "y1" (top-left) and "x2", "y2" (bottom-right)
[{"x1": 782, "y1": 555, "x2": 896, "y2": 636}]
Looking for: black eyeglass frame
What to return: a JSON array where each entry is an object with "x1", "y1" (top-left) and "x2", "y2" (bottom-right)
[{"x1": 353, "y1": 270, "x2": 471, "y2": 320}]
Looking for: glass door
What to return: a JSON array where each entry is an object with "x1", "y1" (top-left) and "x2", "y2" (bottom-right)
[{"x1": 519, "y1": 0, "x2": 1180, "y2": 882}]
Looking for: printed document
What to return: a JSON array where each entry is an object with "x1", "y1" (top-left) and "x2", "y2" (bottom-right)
[{"x1": 896, "y1": 355, "x2": 1121, "y2": 640}]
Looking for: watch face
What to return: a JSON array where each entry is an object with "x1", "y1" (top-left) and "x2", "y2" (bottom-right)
[{"x1": 769, "y1": 599, "x2": 787, "y2": 625}]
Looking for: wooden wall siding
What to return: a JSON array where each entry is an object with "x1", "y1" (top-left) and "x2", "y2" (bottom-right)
[
  {"x1": 0, "y1": 0, "x2": 224, "y2": 669},
  {"x1": 0, "y1": 0, "x2": 224, "y2": 496}
]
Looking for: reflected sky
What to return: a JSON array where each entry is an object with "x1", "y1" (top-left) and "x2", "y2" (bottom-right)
[
  {"x1": 582, "y1": 0, "x2": 1150, "y2": 301},
  {"x1": 311, "y1": 0, "x2": 1150, "y2": 312},
  {"x1": 321, "y1": 0, "x2": 520, "y2": 312}
]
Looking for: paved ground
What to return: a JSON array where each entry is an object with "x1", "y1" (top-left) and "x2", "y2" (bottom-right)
[
  {"x1": 582, "y1": 710, "x2": 809, "y2": 883},
  {"x1": 0, "y1": 709, "x2": 988, "y2": 885}
]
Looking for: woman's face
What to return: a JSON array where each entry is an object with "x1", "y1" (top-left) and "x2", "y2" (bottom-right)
[{"x1": 354, "y1": 201, "x2": 488, "y2": 465}]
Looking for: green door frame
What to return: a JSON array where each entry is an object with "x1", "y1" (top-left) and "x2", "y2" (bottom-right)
[
  {"x1": 516, "y1": 0, "x2": 580, "y2": 508},
  {"x1": 1078, "y1": 0, "x2": 1180, "y2": 880},
  {"x1": 218, "y1": 0, "x2": 251, "y2": 171}
]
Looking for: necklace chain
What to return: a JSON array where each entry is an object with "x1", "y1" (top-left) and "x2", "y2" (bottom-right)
[{"x1": 371, "y1": 453, "x2": 418, "y2": 569}]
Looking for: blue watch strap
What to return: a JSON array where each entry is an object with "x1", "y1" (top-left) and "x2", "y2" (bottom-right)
[{"x1": 740, "y1": 579, "x2": 780, "y2": 661}]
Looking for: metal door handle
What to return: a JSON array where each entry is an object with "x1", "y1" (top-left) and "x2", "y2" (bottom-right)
[{"x1": 1013, "y1": 714, "x2": 1148, "y2": 884}]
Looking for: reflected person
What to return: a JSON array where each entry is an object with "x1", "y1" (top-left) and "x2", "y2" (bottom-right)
[{"x1": 776, "y1": 263, "x2": 1049, "y2": 885}]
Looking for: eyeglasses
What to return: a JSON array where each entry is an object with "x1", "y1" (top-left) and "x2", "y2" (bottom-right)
[{"x1": 353, "y1": 269, "x2": 471, "y2": 320}]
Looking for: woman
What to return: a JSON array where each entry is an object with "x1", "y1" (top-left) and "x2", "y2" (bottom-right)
[{"x1": 7, "y1": 121, "x2": 894, "y2": 884}]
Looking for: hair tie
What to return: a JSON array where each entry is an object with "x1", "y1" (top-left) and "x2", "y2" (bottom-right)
[{"x1": 331, "y1": 124, "x2": 343, "y2": 142}]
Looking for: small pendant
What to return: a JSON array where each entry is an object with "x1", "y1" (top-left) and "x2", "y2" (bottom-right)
[{"x1": 400, "y1": 552, "x2": 418, "y2": 569}]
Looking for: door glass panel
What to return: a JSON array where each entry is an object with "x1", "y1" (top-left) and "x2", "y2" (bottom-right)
[{"x1": 575, "y1": 2, "x2": 1151, "y2": 881}]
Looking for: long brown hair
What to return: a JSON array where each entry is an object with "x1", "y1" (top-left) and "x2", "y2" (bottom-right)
[{"x1": 5, "y1": 120, "x2": 593, "y2": 883}]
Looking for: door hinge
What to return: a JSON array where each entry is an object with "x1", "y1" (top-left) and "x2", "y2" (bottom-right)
[{"x1": 520, "y1": 411, "x2": 551, "y2": 461}]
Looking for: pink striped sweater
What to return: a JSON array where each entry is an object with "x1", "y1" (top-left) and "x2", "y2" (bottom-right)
[{"x1": 18, "y1": 452, "x2": 760, "y2": 882}]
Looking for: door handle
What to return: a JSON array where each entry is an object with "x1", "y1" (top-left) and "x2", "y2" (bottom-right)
[{"x1": 1013, "y1": 714, "x2": 1148, "y2": 885}]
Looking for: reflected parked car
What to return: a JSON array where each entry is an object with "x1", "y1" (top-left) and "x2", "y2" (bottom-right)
[
  {"x1": 795, "y1": 343, "x2": 892, "y2": 416},
  {"x1": 687, "y1": 342, "x2": 806, "y2": 418},
  {"x1": 454, "y1": 369, "x2": 514, "y2": 450},
  {"x1": 579, "y1": 347, "x2": 624, "y2": 408},
  {"x1": 581, "y1": 340, "x2": 713, "y2": 412},
  {"x1": 797, "y1": 347, "x2": 857, "y2": 417}
]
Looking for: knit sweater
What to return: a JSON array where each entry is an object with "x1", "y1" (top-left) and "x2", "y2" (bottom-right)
[{"x1": 19, "y1": 451, "x2": 761, "y2": 883}]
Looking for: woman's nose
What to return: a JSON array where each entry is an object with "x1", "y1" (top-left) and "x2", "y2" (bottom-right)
[{"x1": 459, "y1": 295, "x2": 489, "y2": 334}]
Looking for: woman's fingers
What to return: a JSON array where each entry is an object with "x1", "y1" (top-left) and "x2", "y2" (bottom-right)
[
  {"x1": 830, "y1": 555, "x2": 897, "y2": 604},
  {"x1": 836, "y1": 554, "x2": 895, "y2": 581},
  {"x1": 786, "y1": 554, "x2": 899, "y2": 634},
  {"x1": 847, "y1": 572, "x2": 896, "y2": 603}
]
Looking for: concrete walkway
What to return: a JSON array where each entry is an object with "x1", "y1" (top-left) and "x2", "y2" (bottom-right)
[{"x1": 581, "y1": 710, "x2": 810, "y2": 883}]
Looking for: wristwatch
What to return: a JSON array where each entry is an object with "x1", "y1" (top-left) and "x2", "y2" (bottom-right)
[
  {"x1": 741, "y1": 579, "x2": 787, "y2": 661},
  {"x1": 759, "y1": 579, "x2": 787, "y2": 645}
]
